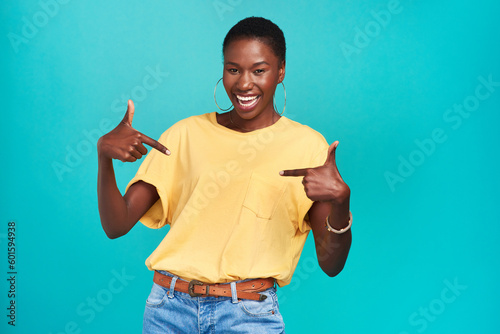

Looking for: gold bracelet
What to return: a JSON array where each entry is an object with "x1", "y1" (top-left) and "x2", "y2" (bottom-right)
[{"x1": 325, "y1": 211, "x2": 352, "y2": 234}]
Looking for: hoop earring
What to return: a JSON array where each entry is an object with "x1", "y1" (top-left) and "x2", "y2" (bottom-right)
[
  {"x1": 214, "y1": 78, "x2": 232, "y2": 111},
  {"x1": 273, "y1": 82, "x2": 286, "y2": 116}
]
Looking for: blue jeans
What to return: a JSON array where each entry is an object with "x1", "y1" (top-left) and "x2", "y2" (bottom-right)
[{"x1": 143, "y1": 271, "x2": 285, "y2": 333}]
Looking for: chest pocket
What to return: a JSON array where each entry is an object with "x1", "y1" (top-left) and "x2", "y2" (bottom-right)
[{"x1": 242, "y1": 173, "x2": 286, "y2": 220}]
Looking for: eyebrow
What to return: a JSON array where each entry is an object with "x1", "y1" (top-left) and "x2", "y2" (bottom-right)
[{"x1": 225, "y1": 61, "x2": 270, "y2": 67}]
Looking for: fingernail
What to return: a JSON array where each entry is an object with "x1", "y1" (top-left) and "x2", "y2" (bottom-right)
[
  {"x1": 165, "y1": 149, "x2": 171, "y2": 155},
  {"x1": 279, "y1": 171, "x2": 284, "y2": 176}
]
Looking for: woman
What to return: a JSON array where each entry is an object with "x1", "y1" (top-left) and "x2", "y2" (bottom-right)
[{"x1": 97, "y1": 17, "x2": 351, "y2": 333}]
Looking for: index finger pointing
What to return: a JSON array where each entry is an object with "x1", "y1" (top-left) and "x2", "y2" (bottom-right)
[
  {"x1": 139, "y1": 132, "x2": 171, "y2": 155},
  {"x1": 279, "y1": 168, "x2": 309, "y2": 177}
]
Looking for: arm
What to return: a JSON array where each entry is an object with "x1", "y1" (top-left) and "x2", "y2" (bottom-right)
[
  {"x1": 97, "y1": 100, "x2": 169, "y2": 239},
  {"x1": 280, "y1": 141, "x2": 352, "y2": 277},
  {"x1": 308, "y1": 197, "x2": 351, "y2": 277},
  {"x1": 97, "y1": 158, "x2": 159, "y2": 239}
]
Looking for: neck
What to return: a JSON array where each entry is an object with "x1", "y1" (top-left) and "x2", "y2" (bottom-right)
[{"x1": 229, "y1": 109, "x2": 279, "y2": 132}]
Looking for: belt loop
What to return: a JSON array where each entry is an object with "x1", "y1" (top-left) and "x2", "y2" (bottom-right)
[
  {"x1": 168, "y1": 276, "x2": 178, "y2": 299},
  {"x1": 230, "y1": 282, "x2": 238, "y2": 304}
]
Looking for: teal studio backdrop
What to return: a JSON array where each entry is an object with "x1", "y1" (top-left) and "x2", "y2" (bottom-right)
[{"x1": 1, "y1": 0, "x2": 499, "y2": 333}]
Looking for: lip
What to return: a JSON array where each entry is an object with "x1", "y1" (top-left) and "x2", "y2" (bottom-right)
[{"x1": 233, "y1": 94, "x2": 261, "y2": 111}]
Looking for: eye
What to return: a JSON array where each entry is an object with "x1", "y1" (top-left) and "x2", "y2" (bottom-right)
[
  {"x1": 254, "y1": 69, "x2": 265, "y2": 74},
  {"x1": 226, "y1": 68, "x2": 238, "y2": 73}
]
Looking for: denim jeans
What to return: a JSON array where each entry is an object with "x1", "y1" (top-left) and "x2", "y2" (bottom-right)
[{"x1": 143, "y1": 270, "x2": 285, "y2": 334}]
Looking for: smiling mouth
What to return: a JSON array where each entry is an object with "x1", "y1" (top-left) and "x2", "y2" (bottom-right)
[{"x1": 235, "y1": 94, "x2": 260, "y2": 109}]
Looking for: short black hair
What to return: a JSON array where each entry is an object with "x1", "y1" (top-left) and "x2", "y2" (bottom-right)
[{"x1": 223, "y1": 17, "x2": 286, "y2": 63}]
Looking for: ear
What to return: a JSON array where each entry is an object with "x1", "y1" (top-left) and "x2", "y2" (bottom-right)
[{"x1": 278, "y1": 60, "x2": 286, "y2": 83}]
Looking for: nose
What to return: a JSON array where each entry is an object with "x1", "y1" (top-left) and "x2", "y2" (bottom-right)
[{"x1": 236, "y1": 71, "x2": 253, "y2": 91}]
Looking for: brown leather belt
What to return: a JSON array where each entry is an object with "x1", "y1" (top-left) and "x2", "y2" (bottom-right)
[{"x1": 153, "y1": 271, "x2": 274, "y2": 301}]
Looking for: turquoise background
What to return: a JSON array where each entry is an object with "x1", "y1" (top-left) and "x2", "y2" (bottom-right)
[{"x1": 2, "y1": 0, "x2": 499, "y2": 333}]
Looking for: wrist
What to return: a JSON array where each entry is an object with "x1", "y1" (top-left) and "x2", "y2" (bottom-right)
[
  {"x1": 97, "y1": 151, "x2": 113, "y2": 166},
  {"x1": 327, "y1": 199, "x2": 350, "y2": 230},
  {"x1": 325, "y1": 211, "x2": 352, "y2": 234},
  {"x1": 97, "y1": 139, "x2": 111, "y2": 161},
  {"x1": 327, "y1": 185, "x2": 350, "y2": 206}
]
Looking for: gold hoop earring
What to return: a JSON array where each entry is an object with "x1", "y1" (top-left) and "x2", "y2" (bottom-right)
[
  {"x1": 214, "y1": 78, "x2": 232, "y2": 111},
  {"x1": 273, "y1": 82, "x2": 286, "y2": 116}
]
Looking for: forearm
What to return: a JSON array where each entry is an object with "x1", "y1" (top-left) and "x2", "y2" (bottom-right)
[
  {"x1": 309, "y1": 200, "x2": 352, "y2": 277},
  {"x1": 97, "y1": 156, "x2": 132, "y2": 239}
]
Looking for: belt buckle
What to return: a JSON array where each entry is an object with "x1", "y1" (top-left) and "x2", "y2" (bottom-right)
[{"x1": 188, "y1": 279, "x2": 205, "y2": 297}]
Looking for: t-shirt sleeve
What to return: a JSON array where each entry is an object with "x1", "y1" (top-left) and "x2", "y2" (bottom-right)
[
  {"x1": 125, "y1": 129, "x2": 176, "y2": 229},
  {"x1": 296, "y1": 140, "x2": 330, "y2": 233}
]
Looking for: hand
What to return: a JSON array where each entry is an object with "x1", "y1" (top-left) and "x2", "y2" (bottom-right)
[
  {"x1": 97, "y1": 100, "x2": 170, "y2": 162},
  {"x1": 280, "y1": 141, "x2": 350, "y2": 204}
]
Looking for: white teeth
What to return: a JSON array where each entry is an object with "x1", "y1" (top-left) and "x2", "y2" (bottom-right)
[{"x1": 236, "y1": 95, "x2": 258, "y2": 101}]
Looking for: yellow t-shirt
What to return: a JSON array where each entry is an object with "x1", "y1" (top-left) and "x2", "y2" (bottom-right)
[{"x1": 126, "y1": 112, "x2": 329, "y2": 286}]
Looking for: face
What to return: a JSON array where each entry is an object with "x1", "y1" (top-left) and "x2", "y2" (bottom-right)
[{"x1": 223, "y1": 38, "x2": 285, "y2": 121}]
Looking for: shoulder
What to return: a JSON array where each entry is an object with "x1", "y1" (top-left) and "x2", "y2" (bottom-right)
[
  {"x1": 280, "y1": 117, "x2": 328, "y2": 145},
  {"x1": 158, "y1": 113, "x2": 213, "y2": 140},
  {"x1": 278, "y1": 117, "x2": 330, "y2": 164},
  {"x1": 164, "y1": 113, "x2": 212, "y2": 131}
]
